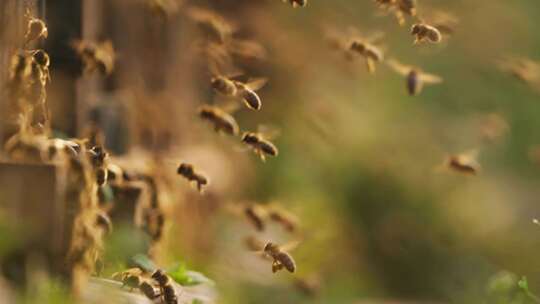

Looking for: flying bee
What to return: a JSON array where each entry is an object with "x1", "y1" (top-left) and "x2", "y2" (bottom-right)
[
  {"x1": 198, "y1": 104, "x2": 239, "y2": 135},
  {"x1": 151, "y1": 270, "x2": 178, "y2": 304},
  {"x1": 387, "y1": 59, "x2": 443, "y2": 95},
  {"x1": 263, "y1": 241, "x2": 298, "y2": 273},
  {"x1": 422, "y1": 10, "x2": 459, "y2": 37},
  {"x1": 444, "y1": 150, "x2": 481, "y2": 175},
  {"x1": 498, "y1": 57, "x2": 540, "y2": 92},
  {"x1": 24, "y1": 10, "x2": 48, "y2": 45},
  {"x1": 95, "y1": 210, "x2": 112, "y2": 234},
  {"x1": 244, "y1": 204, "x2": 268, "y2": 231},
  {"x1": 283, "y1": 0, "x2": 307, "y2": 8},
  {"x1": 71, "y1": 40, "x2": 116, "y2": 75},
  {"x1": 88, "y1": 145, "x2": 109, "y2": 186},
  {"x1": 244, "y1": 235, "x2": 266, "y2": 251},
  {"x1": 347, "y1": 30, "x2": 385, "y2": 73},
  {"x1": 398, "y1": 0, "x2": 417, "y2": 16},
  {"x1": 233, "y1": 78, "x2": 268, "y2": 110},
  {"x1": 185, "y1": 5, "x2": 235, "y2": 44},
  {"x1": 242, "y1": 131, "x2": 279, "y2": 162},
  {"x1": 411, "y1": 22, "x2": 442, "y2": 44},
  {"x1": 30, "y1": 50, "x2": 51, "y2": 85},
  {"x1": 268, "y1": 207, "x2": 298, "y2": 233},
  {"x1": 177, "y1": 163, "x2": 209, "y2": 193}
]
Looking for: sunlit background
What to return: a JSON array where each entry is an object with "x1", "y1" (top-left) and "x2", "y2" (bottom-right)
[{"x1": 2, "y1": 0, "x2": 540, "y2": 303}]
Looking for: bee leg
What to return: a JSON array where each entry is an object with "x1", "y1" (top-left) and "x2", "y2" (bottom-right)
[{"x1": 366, "y1": 58, "x2": 375, "y2": 74}]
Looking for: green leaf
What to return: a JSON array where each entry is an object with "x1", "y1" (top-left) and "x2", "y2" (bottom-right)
[
  {"x1": 518, "y1": 276, "x2": 529, "y2": 292},
  {"x1": 167, "y1": 263, "x2": 214, "y2": 286},
  {"x1": 129, "y1": 254, "x2": 157, "y2": 273}
]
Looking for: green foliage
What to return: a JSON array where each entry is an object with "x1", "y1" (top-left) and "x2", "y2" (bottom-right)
[{"x1": 167, "y1": 263, "x2": 214, "y2": 287}]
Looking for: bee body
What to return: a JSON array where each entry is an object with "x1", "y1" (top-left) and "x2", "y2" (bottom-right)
[
  {"x1": 211, "y1": 76, "x2": 238, "y2": 96},
  {"x1": 406, "y1": 70, "x2": 422, "y2": 96},
  {"x1": 264, "y1": 242, "x2": 296, "y2": 273},
  {"x1": 242, "y1": 132, "x2": 279, "y2": 161},
  {"x1": 198, "y1": 105, "x2": 239, "y2": 135},
  {"x1": 177, "y1": 163, "x2": 209, "y2": 192},
  {"x1": 411, "y1": 23, "x2": 442, "y2": 44}
]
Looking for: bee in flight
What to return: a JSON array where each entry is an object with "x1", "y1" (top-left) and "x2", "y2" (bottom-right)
[
  {"x1": 411, "y1": 22, "x2": 442, "y2": 44},
  {"x1": 242, "y1": 131, "x2": 279, "y2": 162},
  {"x1": 387, "y1": 59, "x2": 443, "y2": 96},
  {"x1": 443, "y1": 150, "x2": 481, "y2": 175},
  {"x1": 24, "y1": 9, "x2": 48, "y2": 45},
  {"x1": 343, "y1": 29, "x2": 385, "y2": 74},
  {"x1": 283, "y1": 0, "x2": 307, "y2": 8},
  {"x1": 177, "y1": 162, "x2": 209, "y2": 193},
  {"x1": 263, "y1": 241, "x2": 298, "y2": 273},
  {"x1": 198, "y1": 104, "x2": 239, "y2": 136},
  {"x1": 210, "y1": 73, "x2": 268, "y2": 111},
  {"x1": 71, "y1": 40, "x2": 116, "y2": 75},
  {"x1": 373, "y1": 0, "x2": 416, "y2": 26}
]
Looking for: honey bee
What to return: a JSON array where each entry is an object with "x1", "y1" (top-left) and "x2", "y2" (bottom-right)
[
  {"x1": 88, "y1": 145, "x2": 109, "y2": 186},
  {"x1": 347, "y1": 31, "x2": 385, "y2": 73},
  {"x1": 387, "y1": 59, "x2": 442, "y2": 96},
  {"x1": 185, "y1": 6, "x2": 235, "y2": 44},
  {"x1": 263, "y1": 242, "x2": 297, "y2": 273},
  {"x1": 268, "y1": 207, "x2": 298, "y2": 233},
  {"x1": 294, "y1": 275, "x2": 322, "y2": 297},
  {"x1": 198, "y1": 104, "x2": 239, "y2": 135},
  {"x1": 113, "y1": 268, "x2": 144, "y2": 290},
  {"x1": 242, "y1": 132, "x2": 279, "y2": 162},
  {"x1": 398, "y1": 0, "x2": 417, "y2": 16},
  {"x1": 244, "y1": 235, "x2": 266, "y2": 251},
  {"x1": 444, "y1": 150, "x2": 481, "y2": 175},
  {"x1": 30, "y1": 50, "x2": 51, "y2": 85},
  {"x1": 211, "y1": 76, "x2": 267, "y2": 111},
  {"x1": 411, "y1": 22, "x2": 442, "y2": 44},
  {"x1": 283, "y1": 0, "x2": 307, "y2": 8},
  {"x1": 24, "y1": 10, "x2": 48, "y2": 45},
  {"x1": 71, "y1": 40, "x2": 115, "y2": 75},
  {"x1": 177, "y1": 163, "x2": 209, "y2": 193},
  {"x1": 95, "y1": 210, "x2": 112, "y2": 234},
  {"x1": 244, "y1": 204, "x2": 267, "y2": 231},
  {"x1": 139, "y1": 280, "x2": 161, "y2": 300},
  {"x1": 498, "y1": 57, "x2": 540, "y2": 92},
  {"x1": 151, "y1": 269, "x2": 178, "y2": 304}
]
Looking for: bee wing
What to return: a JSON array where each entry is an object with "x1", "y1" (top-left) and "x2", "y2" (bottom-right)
[
  {"x1": 386, "y1": 59, "x2": 411, "y2": 76},
  {"x1": 257, "y1": 124, "x2": 281, "y2": 140},
  {"x1": 420, "y1": 72, "x2": 443, "y2": 84},
  {"x1": 245, "y1": 77, "x2": 268, "y2": 91},
  {"x1": 280, "y1": 240, "x2": 301, "y2": 252}
]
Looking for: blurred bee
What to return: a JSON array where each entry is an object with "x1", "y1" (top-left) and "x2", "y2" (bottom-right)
[
  {"x1": 398, "y1": 0, "x2": 417, "y2": 16},
  {"x1": 283, "y1": 0, "x2": 307, "y2": 8},
  {"x1": 387, "y1": 59, "x2": 443, "y2": 95},
  {"x1": 112, "y1": 268, "x2": 144, "y2": 290},
  {"x1": 264, "y1": 242, "x2": 297, "y2": 273},
  {"x1": 30, "y1": 50, "x2": 51, "y2": 86},
  {"x1": 242, "y1": 131, "x2": 279, "y2": 162},
  {"x1": 198, "y1": 104, "x2": 239, "y2": 136},
  {"x1": 234, "y1": 78, "x2": 268, "y2": 110},
  {"x1": 294, "y1": 275, "x2": 322, "y2": 297},
  {"x1": 95, "y1": 210, "x2": 112, "y2": 234},
  {"x1": 444, "y1": 150, "x2": 481, "y2": 175},
  {"x1": 177, "y1": 163, "x2": 209, "y2": 193},
  {"x1": 244, "y1": 235, "x2": 266, "y2": 251},
  {"x1": 88, "y1": 145, "x2": 109, "y2": 186},
  {"x1": 268, "y1": 207, "x2": 298, "y2": 233},
  {"x1": 226, "y1": 38, "x2": 268, "y2": 62},
  {"x1": 478, "y1": 113, "x2": 509, "y2": 143},
  {"x1": 185, "y1": 6, "x2": 235, "y2": 44},
  {"x1": 422, "y1": 10, "x2": 459, "y2": 37},
  {"x1": 411, "y1": 22, "x2": 442, "y2": 44},
  {"x1": 244, "y1": 204, "x2": 267, "y2": 231},
  {"x1": 151, "y1": 269, "x2": 178, "y2": 304},
  {"x1": 145, "y1": 0, "x2": 181, "y2": 19},
  {"x1": 498, "y1": 57, "x2": 540, "y2": 91},
  {"x1": 347, "y1": 30, "x2": 385, "y2": 73},
  {"x1": 24, "y1": 10, "x2": 48, "y2": 45},
  {"x1": 71, "y1": 40, "x2": 116, "y2": 75}
]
